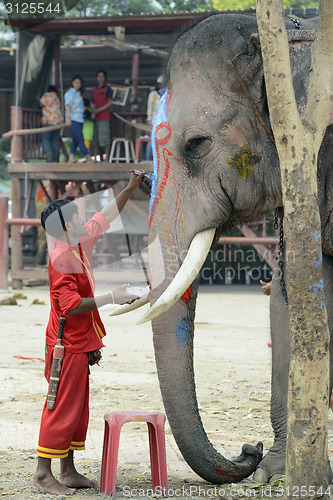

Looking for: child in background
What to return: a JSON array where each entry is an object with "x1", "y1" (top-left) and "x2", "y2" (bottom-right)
[
  {"x1": 64, "y1": 75, "x2": 92, "y2": 163},
  {"x1": 83, "y1": 98, "x2": 94, "y2": 157}
]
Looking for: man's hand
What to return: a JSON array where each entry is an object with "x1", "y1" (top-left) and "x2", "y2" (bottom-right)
[
  {"x1": 100, "y1": 171, "x2": 147, "y2": 223},
  {"x1": 111, "y1": 284, "x2": 139, "y2": 305},
  {"x1": 65, "y1": 117, "x2": 72, "y2": 127},
  {"x1": 127, "y1": 170, "x2": 146, "y2": 192}
]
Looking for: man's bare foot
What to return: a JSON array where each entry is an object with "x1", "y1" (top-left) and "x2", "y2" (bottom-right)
[
  {"x1": 59, "y1": 470, "x2": 98, "y2": 489},
  {"x1": 33, "y1": 471, "x2": 76, "y2": 495}
]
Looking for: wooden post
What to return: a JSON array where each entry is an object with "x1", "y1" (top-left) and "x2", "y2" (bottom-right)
[
  {"x1": 11, "y1": 178, "x2": 23, "y2": 289},
  {"x1": 0, "y1": 197, "x2": 9, "y2": 290},
  {"x1": 10, "y1": 106, "x2": 23, "y2": 163},
  {"x1": 53, "y1": 35, "x2": 61, "y2": 89}
]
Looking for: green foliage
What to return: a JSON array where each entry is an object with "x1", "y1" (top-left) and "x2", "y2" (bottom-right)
[
  {"x1": 70, "y1": 0, "x2": 161, "y2": 16},
  {"x1": 212, "y1": 0, "x2": 318, "y2": 9},
  {"x1": 156, "y1": 0, "x2": 213, "y2": 13},
  {"x1": 0, "y1": 138, "x2": 10, "y2": 180}
]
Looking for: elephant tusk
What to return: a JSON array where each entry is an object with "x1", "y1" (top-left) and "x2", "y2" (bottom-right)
[
  {"x1": 109, "y1": 296, "x2": 149, "y2": 316},
  {"x1": 137, "y1": 228, "x2": 216, "y2": 324}
]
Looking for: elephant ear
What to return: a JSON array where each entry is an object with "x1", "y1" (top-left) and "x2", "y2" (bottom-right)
[
  {"x1": 229, "y1": 33, "x2": 264, "y2": 100},
  {"x1": 244, "y1": 27, "x2": 317, "y2": 116}
]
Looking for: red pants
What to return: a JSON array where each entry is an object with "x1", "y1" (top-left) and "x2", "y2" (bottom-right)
[{"x1": 37, "y1": 345, "x2": 89, "y2": 459}]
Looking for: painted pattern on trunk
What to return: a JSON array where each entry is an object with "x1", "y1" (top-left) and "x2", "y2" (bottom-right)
[
  {"x1": 175, "y1": 316, "x2": 191, "y2": 347},
  {"x1": 149, "y1": 88, "x2": 171, "y2": 227},
  {"x1": 148, "y1": 88, "x2": 193, "y2": 346}
]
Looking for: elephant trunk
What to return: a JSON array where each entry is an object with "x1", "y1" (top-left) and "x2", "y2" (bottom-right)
[{"x1": 150, "y1": 242, "x2": 262, "y2": 483}]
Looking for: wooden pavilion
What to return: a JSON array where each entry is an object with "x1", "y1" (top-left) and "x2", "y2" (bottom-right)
[
  {"x1": 6, "y1": 13, "x2": 211, "y2": 288},
  {"x1": 6, "y1": 10, "x2": 318, "y2": 288}
]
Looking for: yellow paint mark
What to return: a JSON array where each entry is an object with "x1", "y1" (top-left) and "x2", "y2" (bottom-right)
[
  {"x1": 158, "y1": 200, "x2": 173, "y2": 257},
  {"x1": 228, "y1": 143, "x2": 262, "y2": 179}
]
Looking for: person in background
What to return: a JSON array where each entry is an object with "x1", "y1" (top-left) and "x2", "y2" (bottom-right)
[
  {"x1": 145, "y1": 76, "x2": 164, "y2": 161},
  {"x1": 64, "y1": 75, "x2": 92, "y2": 163},
  {"x1": 91, "y1": 70, "x2": 113, "y2": 162},
  {"x1": 260, "y1": 280, "x2": 272, "y2": 296},
  {"x1": 37, "y1": 85, "x2": 63, "y2": 163},
  {"x1": 82, "y1": 98, "x2": 94, "y2": 157}
]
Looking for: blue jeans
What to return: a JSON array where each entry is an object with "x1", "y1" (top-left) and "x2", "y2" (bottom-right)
[
  {"x1": 41, "y1": 124, "x2": 60, "y2": 162},
  {"x1": 69, "y1": 121, "x2": 89, "y2": 157}
]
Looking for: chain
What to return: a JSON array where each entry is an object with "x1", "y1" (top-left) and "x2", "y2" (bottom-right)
[
  {"x1": 274, "y1": 212, "x2": 288, "y2": 305},
  {"x1": 290, "y1": 17, "x2": 301, "y2": 29}
]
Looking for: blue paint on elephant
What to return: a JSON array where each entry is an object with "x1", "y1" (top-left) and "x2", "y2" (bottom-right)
[
  {"x1": 315, "y1": 252, "x2": 323, "y2": 268},
  {"x1": 309, "y1": 280, "x2": 325, "y2": 308},
  {"x1": 149, "y1": 88, "x2": 170, "y2": 217},
  {"x1": 175, "y1": 316, "x2": 190, "y2": 347},
  {"x1": 314, "y1": 232, "x2": 321, "y2": 241}
]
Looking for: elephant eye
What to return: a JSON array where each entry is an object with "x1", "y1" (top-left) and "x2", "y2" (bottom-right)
[{"x1": 185, "y1": 136, "x2": 212, "y2": 157}]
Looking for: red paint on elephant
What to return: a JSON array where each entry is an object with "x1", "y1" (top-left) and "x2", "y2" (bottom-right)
[
  {"x1": 181, "y1": 286, "x2": 192, "y2": 304},
  {"x1": 148, "y1": 120, "x2": 174, "y2": 228},
  {"x1": 148, "y1": 88, "x2": 183, "y2": 231}
]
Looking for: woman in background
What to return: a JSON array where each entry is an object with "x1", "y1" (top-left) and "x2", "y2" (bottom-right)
[{"x1": 64, "y1": 75, "x2": 92, "y2": 163}]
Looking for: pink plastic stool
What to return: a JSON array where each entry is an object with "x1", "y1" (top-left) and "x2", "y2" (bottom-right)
[
  {"x1": 100, "y1": 411, "x2": 168, "y2": 497},
  {"x1": 135, "y1": 137, "x2": 151, "y2": 162}
]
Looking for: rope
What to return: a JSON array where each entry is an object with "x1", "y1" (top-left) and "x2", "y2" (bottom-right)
[
  {"x1": 228, "y1": 60, "x2": 276, "y2": 146},
  {"x1": 112, "y1": 112, "x2": 152, "y2": 133}
]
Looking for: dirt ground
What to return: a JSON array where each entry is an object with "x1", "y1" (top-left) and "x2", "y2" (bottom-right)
[{"x1": 1, "y1": 284, "x2": 332, "y2": 499}]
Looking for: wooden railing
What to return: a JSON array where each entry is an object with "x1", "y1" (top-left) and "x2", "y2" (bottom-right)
[
  {"x1": 21, "y1": 108, "x2": 43, "y2": 160},
  {"x1": 10, "y1": 106, "x2": 43, "y2": 162},
  {"x1": 9, "y1": 106, "x2": 147, "y2": 163}
]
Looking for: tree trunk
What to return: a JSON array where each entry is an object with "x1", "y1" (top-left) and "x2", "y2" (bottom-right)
[{"x1": 256, "y1": 0, "x2": 333, "y2": 495}]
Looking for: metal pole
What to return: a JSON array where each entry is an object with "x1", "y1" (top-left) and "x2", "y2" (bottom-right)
[
  {"x1": 131, "y1": 51, "x2": 140, "y2": 111},
  {"x1": 53, "y1": 35, "x2": 61, "y2": 89},
  {"x1": 0, "y1": 197, "x2": 9, "y2": 290}
]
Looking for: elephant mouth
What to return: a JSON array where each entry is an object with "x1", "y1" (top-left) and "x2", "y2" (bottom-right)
[{"x1": 137, "y1": 227, "x2": 216, "y2": 324}]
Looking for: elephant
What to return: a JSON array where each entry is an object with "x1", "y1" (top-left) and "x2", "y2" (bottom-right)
[{"x1": 137, "y1": 13, "x2": 333, "y2": 484}]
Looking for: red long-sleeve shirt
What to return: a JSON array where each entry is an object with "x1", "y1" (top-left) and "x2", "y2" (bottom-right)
[{"x1": 45, "y1": 212, "x2": 110, "y2": 353}]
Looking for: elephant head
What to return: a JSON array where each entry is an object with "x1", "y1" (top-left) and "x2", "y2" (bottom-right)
[{"x1": 140, "y1": 13, "x2": 321, "y2": 483}]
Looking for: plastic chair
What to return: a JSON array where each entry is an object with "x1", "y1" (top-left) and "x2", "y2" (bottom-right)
[
  {"x1": 100, "y1": 411, "x2": 168, "y2": 497},
  {"x1": 109, "y1": 138, "x2": 135, "y2": 162},
  {"x1": 135, "y1": 136, "x2": 151, "y2": 162}
]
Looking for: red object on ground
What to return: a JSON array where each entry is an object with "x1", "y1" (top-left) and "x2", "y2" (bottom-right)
[
  {"x1": 100, "y1": 411, "x2": 168, "y2": 497},
  {"x1": 267, "y1": 341, "x2": 272, "y2": 348},
  {"x1": 13, "y1": 355, "x2": 45, "y2": 362}
]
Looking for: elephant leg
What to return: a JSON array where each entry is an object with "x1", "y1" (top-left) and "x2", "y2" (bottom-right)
[
  {"x1": 322, "y1": 254, "x2": 333, "y2": 405},
  {"x1": 323, "y1": 255, "x2": 333, "y2": 483},
  {"x1": 253, "y1": 273, "x2": 290, "y2": 483},
  {"x1": 254, "y1": 254, "x2": 333, "y2": 484}
]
